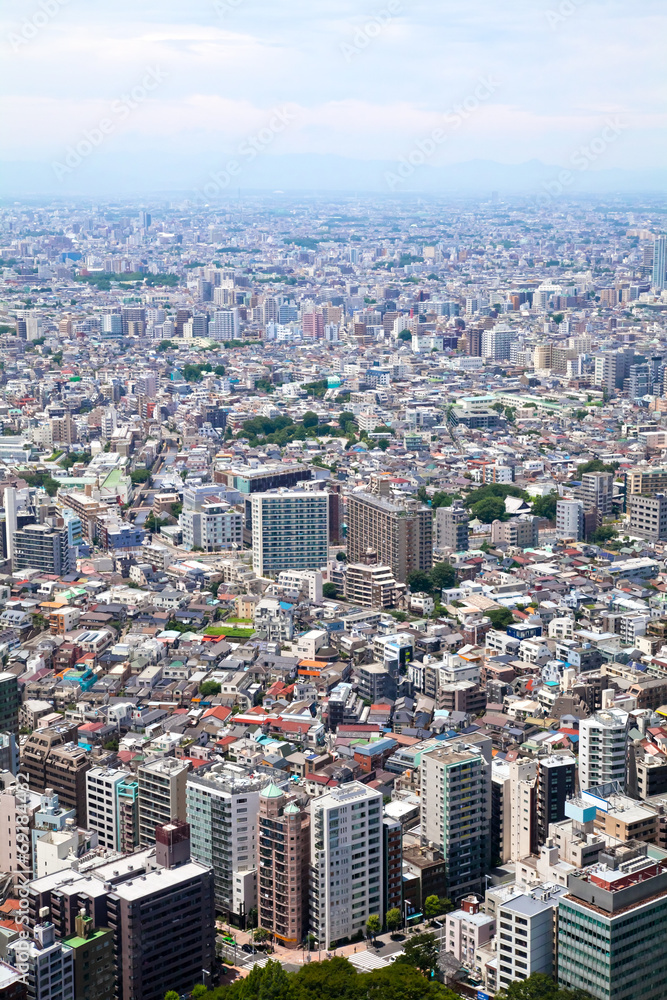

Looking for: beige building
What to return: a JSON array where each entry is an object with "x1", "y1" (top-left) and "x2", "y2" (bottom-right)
[
  {"x1": 137, "y1": 758, "x2": 189, "y2": 846},
  {"x1": 346, "y1": 492, "x2": 432, "y2": 583}
]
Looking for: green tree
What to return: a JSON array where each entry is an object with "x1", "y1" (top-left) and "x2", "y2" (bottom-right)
[
  {"x1": 470, "y1": 496, "x2": 507, "y2": 523},
  {"x1": 253, "y1": 927, "x2": 270, "y2": 942},
  {"x1": 430, "y1": 562, "x2": 456, "y2": 590},
  {"x1": 339, "y1": 411, "x2": 355, "y2": 429},
  {"x1": 491, "y1": 401, "x2": 504, "y2": 413},
  {"x1": 431, "y1": 491, "x2": 455, "y2": 509},
  {"x1": 504, "y1": 406, "x2": 516, "y2": 422},
  {"x1": 130, "y1": 468, "x2": 151, "y2": 484},
  {"x1": 323, "y1": 582, "x2": 338, "y2": 599},
  {"x1": 398, "y1": 329, "x2": 412, "y2": 341},
  {"x1": 590, "y1": 524, "x2": 617, "y2": 544},
  {"x1": 530, "y1": 491, "x2": 558, "y2": 520},
  {"x1": 424, "y1": 895, "x2": 442, "y2": 920},
  {"x1": 407, "y1": 570, "x2": 432, "y2": 593},
  {"x1": 395, "y1": 933, "x2": 439, "y2": 976},
  {"x1": 192, "y1": 987, "x2": 208, "y2": 999},
  {"x1": 303, "y1": 411, "x2": 319, "y2": 429},
  {"x1": 164, "y1": 993, "x2": 179, "y2": 1000},
  {"x1": 336, "y1": 551, "x2": 347, "y2": 562},
  {"x1": 199, "y1": 680, "x2": 221, "y2": 697},
  {"x1": 487, "y1": 607, "x2": 516, "y2": 631},
  {"x1": 385, "y1": 907, "x2": 401, "y2": 934},
  {"x1": 366, "y1": 914, "x2": 381, "y2": 940},
  {"x1": 496, "y1": 971, "x2": 592, "y2": 1000}
]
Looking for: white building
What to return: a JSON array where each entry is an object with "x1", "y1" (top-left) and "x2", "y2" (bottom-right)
[
  {"x1": 251, "y1": 491, "x2": 329, "y2": 578},
  {"x1": 556, "y1": 499, "x2": 584, "y2": 541},
  {"x1": 482, "y1": 324, "x2": 513, "y2": 361},
  {"x1": 275, "y1": 568, "x2": 323, "y2": 602},
  {"x1": 208, "y1": 308, "x2": 239, "y2": 341},
  {"x1": 579, "y1": 707, "x2": 629, "y2": 791},
  {"x1": 495, "y1": 884, "x2": 567, "y2": 992},
  {"x1": 310, "y1": 782, "x2": 384, "y2": 949},
  {"x1": 8, "y1": 921, "x2": 74, "y2": 1000},
  {"x1": 186, "y1": 763, "x2": 266, "y2": 917},
  {"x1": 181, "y1": 501, "x2": 243, "y2": 552},
  {"x1": 86, "y1": 767, "x2": 126, "y2": 850}
]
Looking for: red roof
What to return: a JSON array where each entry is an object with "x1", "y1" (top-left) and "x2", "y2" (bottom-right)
[{"x1": 203, "y1": 705, "x2": 232, "y2": 722}]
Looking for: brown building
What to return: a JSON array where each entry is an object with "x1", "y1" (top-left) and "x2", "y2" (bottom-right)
[
  {"x1": 63, "y1": 912, "x2": 114, "y2": 1000},
  {"x1": 257, "y1": 783, "x2": 309, "y2": 948},
  {"x1": 383, "y1": 817, "x2": 402, "y2": 916},
  {"x1": 346, "y1": 492, "x2": 432, "y2": 583},
  {"x1": 21, "y1": 726, "x2": 95, "y2": 823},
  {"x1": 402, "y1": 843, "x2": 448, "y2": 914}
]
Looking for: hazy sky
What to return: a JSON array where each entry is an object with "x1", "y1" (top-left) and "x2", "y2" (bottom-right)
[{"x1": 2, "y1": 0, "x2": 665, "y2": 192}]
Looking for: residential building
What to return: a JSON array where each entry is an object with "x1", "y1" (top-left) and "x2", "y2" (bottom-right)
[
  {"x1": 137, "y1": 758, "x2": 189, "y2": 846},
  {"x1": 181, "y1": 500, "x2": 243, "y2": 552},
  {"x1": 579, "y1": 708, "x2": 629, "y2": 791},
  {"x1": 575, "y1": 471, "x2": 614, "y2": 518},
  {"x1": 186, "y1": 763, "x2": 266, "y2": 919},
  {"x1": 481, "y1": 324, "x2": 513, "y2": 361},
  {"x1": 435, "y1": 505, "x2": 469, "y2": 552},
  {"x1": 421, "y1": 743, "x2": 491, "y2": 899},
  {"x1": 63, "y1": 910, "x2": 114, "y2": 1000},
  {"x1": 628, "y1": 492, "x2": 667, "y2": 541},
  {"x1": 8, "y1": 922, "x2": 74, "y2": 1000},
  {"x1": 496, "y1": 884, "x2": 566, "y2": 992},
  {"x1": 383, "y1": 817, "x2": 402, "y2": 916},
  {"x1": 346, "y1": 491, "x2": 432, "y2": 583},
  {"x1": 0, "y1": 673, "x2": 19, "y2": 735},
  {"x1": 251, "y1": 491, "x2": 329, "y2": 578},
  {"x1": 13, "y1": 521, "x2": 73, "y2": 576},
  {"x1": 652, "y1": 235, "x2": 667, "y2": 291},
  {"x1": 310, "y1": 782, "x2": 384, "y2": 949},
  {"x1": 444, "y1": 895, "x2": 495, "y2": 975},
  {"x1": 344, "y1": 560, "x2": 403, "y2": 608},
  {"x1": 536, "y1": 754, "x2": 577, "y2": 845},
  {"x1": 491, "y1": 516, "x2": 539, "y2": 548},
  {"x1": 556, "y1": 499, "x2": 584, "y2": 541},
  {"x1": 86, "y1": 768, "x2": 126, "y2": 851},
  {"x1": 257, "y1": 783, "x2": 310, "y2": 948}
]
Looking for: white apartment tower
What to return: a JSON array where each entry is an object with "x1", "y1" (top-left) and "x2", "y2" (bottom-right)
[
  {"x1": 86, "y1": 767, "x2": 126, "y2": 851},
  {"x1": 310, "y1": 782, "x2": 384, "y2": 949},
  {"x1": 251, "y1": 491, "x2": 329, "y2": 578},
  {"x1": 579, "y1": 708, "x2": 629, "y2": 791}
]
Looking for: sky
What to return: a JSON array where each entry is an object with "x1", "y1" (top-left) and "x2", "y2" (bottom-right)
[{"x1": 1, "y1": 0, "x2": 666, "y2": 195}]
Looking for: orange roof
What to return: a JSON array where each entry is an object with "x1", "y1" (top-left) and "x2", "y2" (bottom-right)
[
  {"x1": 298, "y1": 659, "x2": 322, "y2": 668},
  {"x1": 203, "y1": 706, "x2": 232, "y2": 722}
]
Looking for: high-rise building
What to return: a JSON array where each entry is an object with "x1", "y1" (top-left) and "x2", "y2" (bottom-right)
[
  {"x1": 556, "y1": 499, "x2": 584, "y2": 541},
  {"x1": 343, "y1": 560, "x2": 402, "y2": 608},
  {"x1": 302, "y1": 311, "x2": 324, "y2": 339},
  {"x1": 575, "y1": 471, "x2": 614, "y2": 519},
  {"x1": 257, "y1": 784, "x2": 310, "y2": 948},
  {"x1": 186, "y1": 764, "x2": 265, "y2": 919},
  {"x1": 496, "y1": 883, "x2": 567, "y2": 993},
  {"x1": 579, "y1": 708, "x2": 629, "y2": 790},
  {"x1": 558, "y1": 844, "x2": 667, "y2": 1000},
  {"x1": 652, "y1": 235, "x2": 667, "y2": 291},
  {"x1": 310, "y1": 782, "x2": 384, "y2": 949},
  {"x1": 628, "y1": 363, "x2": 651, "y2": 400},
  {"x1": 0, "y1": 673, "x2": 19, "y2": 735},
  {"x1": 421, "y1": 743, "x2": 491, "y2": 900},
  {"x1": 435, "y1": 505, "x2": 469, "y2": 552},
  {"x1": 8, "y1": 922, "x2": 74, "y2": 1000},
  {"x1": 3, "y1": 487, "x2": 18, "y2": 564},
  {"x1": 137, "y1": 758, "x2": 189, "y2": 846},
  {"x1": 346, "y1": 492, "x2": 432, "y2": 583},
  {"x1": 86, "y1": 768, "x2": 127, "y2": 851},
  {"x1": 535, "y1": 754, "x2": 576, "y2": 845},
  {"x1": 383, "y1": 816, "x2": 402, "y2": 916},
  {"x1": 62, "y1": 912, "x2": 114, "y2": 1000},
  {"x1": 13, "y1": 521, "x2": 73, "y2": 576},
  {"x1": 208, "y1": 309, "x2": 239, "y2": 341},
  {"x1": 594, "y1": 349, "x2": 634, "y2": 394},
  {"x1": 21, "y1": 730, "x2": 91, "y2": 823},
  {"x1": 628, "y1": 493, "x2": 667, "y2": 541},
  {"x1": 625, "y1": 467, "x2": 667, "y2": 499},
  {"x1": 181, "y1": 499, "x2": 243, "y2": 552},
  {"x1": 481, "y1": 324, "x2": 513, "y2": 361},
  {"x1": 250, "y1": 491, "x2": 329, "y2": 578},
  {"x1": 106, "y1": 827, "x2": 215, "y2": 1000}
]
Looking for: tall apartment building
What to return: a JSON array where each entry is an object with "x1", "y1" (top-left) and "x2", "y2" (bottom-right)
[
  {"x1": 496, "y1": 884, "x2": 567, "y2": 993},
  {"x1": 181, "y1": 499, "x2": 243, "y2": 552},
  {"x1": 117, "y1": 776, "x2": 139, "y2": 853},
  {"x1": 481, "y1": 324, "x2": 512, "y2": 361},
  {"x1": 186, "y1": 763, "x2": 266, "y2": 919},
  {"x1": 420, "y1": 743, "x2": 491, "y2": 899},
  {"x1": 208, "y1": 308, "x2": 239, "y2": 341},
  {"x1": 535, "y1": 754, "x2": 576, "y2": 844},
  {"x1": 86, "y1": 768, "x2": 127, "y2": 851},
  {"x1": 579, "y1": 708, "x2": 629, "y2": 790},
  {"x1": 137, "y1": 758, "x2": 189, "y2": 846},
  {"x1": 310, "y1": 782, "x2": 384, "y2": 949},
  {"x1": 62, "y1": 912, "x2": 114, "y2": 1000},
  {"x1": 383, "y1": 816, "x2": 403, "y2": 915},
  {"x1": 652, "y1": 235, "x2": 667, "y2": 291},
  {"x1": 558, "y1": 845, "x2": 667, "y2": 1000},
  {"x1": 0, "y1": 672, "x2": 19, "y2": 735},
  {"x1": 21, "y1": 729, "x2": 91, "y2": 822},
  {"x1": 556, "y1": 499, "x2": 584, "y2": 541},
  {"x1": 594, "y1": 349, "x2": 634, "y2": 394},
  {"x1": 8, "y1": 922, "x2": 74, "y2": 1000},
  {"x1": 628, "y1": 492, "x2": 667, "y2": 541},
  {"x1": 346, "y1": 492, "x2": 432, "y2": 583},
  {"x1": 106, "y1": 825, "x2": 216, "y2": 1000},
  {"x1": 257, "y1": 784, "x2": 310, "y2": 948},
  {"x1": 435, "y1": 505, "x2": 469, "y2": 552},
  {"x1": 13, "y1": 521, "x2": 73, "y2": 575},
  {"x1": 575, "y1": 471, "x2": 614, "y2": 519},
  {"x1": 251, "y1": 491, "x2": 329, "y2": 578}
]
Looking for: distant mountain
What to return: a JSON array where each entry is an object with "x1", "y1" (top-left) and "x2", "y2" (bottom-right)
[{"x1": 2, "y1": 152, "x2": 666, "y2": 198}]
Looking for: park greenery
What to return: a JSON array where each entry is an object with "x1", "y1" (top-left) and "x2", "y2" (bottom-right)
[{"x1": 407, "y1": 561, "x2": 456, "y2": 594}]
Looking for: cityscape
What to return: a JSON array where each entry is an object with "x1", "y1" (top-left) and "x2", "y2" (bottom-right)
[{"x1": 2, "y1": 1, "x2": 667, "y2": 1000}]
